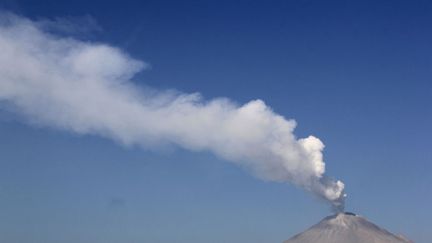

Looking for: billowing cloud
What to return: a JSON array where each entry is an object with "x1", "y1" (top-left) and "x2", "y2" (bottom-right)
[{"x1": 0, "y1": 13, "x2": 345, "y2": 210}]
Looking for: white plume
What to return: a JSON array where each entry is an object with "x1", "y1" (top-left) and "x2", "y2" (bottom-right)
[{"x1": 0, "y1": 13, "x2": 345, "y2": 209}]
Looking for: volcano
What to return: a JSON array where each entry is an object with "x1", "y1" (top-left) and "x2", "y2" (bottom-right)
[{"x1": 284, "y1": 212, "x2": 412, "y2": 243}]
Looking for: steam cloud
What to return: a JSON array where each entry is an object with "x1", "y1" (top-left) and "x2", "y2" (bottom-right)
[{"x1": 0, "y1": 13, "x2": 346, "y2": 210}]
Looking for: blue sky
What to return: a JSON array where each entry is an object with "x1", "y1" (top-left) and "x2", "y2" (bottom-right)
[{"x1": 0, "y1": 0, "x2": 431, "y2": 242}]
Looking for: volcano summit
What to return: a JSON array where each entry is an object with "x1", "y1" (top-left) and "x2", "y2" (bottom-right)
[{"x1": 284, "y1": 212, "x2": 412, "y2": 243}]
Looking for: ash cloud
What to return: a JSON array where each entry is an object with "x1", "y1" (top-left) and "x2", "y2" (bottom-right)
[
  {"x1": 0, "y1": 13, "x2": 346, "y2": 208},
  {"x1": 35, "y1": 14, "x2": 102, "y2": 36}
]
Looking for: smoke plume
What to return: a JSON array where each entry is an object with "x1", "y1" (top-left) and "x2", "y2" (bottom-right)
[{"x1": 0, "y1": 13, "x2": 346, "y2": 209}]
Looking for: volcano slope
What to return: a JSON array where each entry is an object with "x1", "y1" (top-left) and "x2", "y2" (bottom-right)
[{"x1": 284, "y1": 212, "x2": 412, "y2": 243}]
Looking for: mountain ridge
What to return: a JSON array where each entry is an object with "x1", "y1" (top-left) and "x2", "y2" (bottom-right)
[{"x1": 284, "y1": 212, "x2": 412, "y2": 243}]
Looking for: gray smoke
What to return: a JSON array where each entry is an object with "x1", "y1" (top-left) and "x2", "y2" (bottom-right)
[{"x1": 0, "y1": 13, "x2": 346, "y2": 209}]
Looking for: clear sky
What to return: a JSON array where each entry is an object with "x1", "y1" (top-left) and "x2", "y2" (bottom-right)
[{"x1": 0, "y1": 0, "x2": 431, "y2": 243}]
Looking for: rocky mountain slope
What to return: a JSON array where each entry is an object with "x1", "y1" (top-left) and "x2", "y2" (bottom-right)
[{"x1": 284, "y1": 212, "x2": 412, "y2": 243}]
